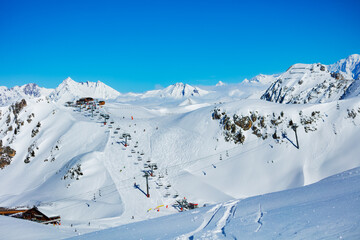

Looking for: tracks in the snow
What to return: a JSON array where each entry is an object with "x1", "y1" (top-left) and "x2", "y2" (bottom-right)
[{"x1": 178, "y1": 200, "x2": 239, "y2": 240}]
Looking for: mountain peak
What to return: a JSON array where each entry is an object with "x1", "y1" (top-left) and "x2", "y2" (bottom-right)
[
  {"x1": 164, "y1": 82, "x2": 207, "y2": 98},
  {"x1": 136, "y1": 82, "x2": 209, "y2": 99},
  {"x1": 216, "y1": 81, "x2": 226, "y2": 86},
  {"x1": 348, "y1": 53, "x2": 360, "y2": 60},
  {"x1": 328, "y1": 54, "x2": 360, "y2": 80},
  {"x1": 63, "y1": 77, "x2": 75, "y2": 84},
  {"x1": 50, "y1": 78, "x2": 120, "y2": 103}
]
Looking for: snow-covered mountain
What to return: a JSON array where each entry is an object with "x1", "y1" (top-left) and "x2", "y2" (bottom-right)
[
  {"x1": 49, "y1": 77, "x2": 121, "y2": 103},
  {"x1": 0, "y1": 83, "x2": 52, "y2": 106},
  {"x1": 1, "y1": 78, "x2": 121, "y2": 106},
  {"x1": 261, "y1": 63, "x2": 354, "y2": 104},
  {"x1": 215, "y1": 81, "x2": 226, "y2": 86},
  {"x1": 243, "y1": 73, "x2": 280, "y2": 85},
  {"x1": 328, "y1": 54, "x2": 360, "y2": 99},
  {"x1": 261, "y1": 54, "x2": 360, "y2": 104},
  {"x1": 328, "y1": 54, "x2": 360, "y2": 80},
  {"x1": 141, "y1": 82, "x2": 209, "y2": 99}
]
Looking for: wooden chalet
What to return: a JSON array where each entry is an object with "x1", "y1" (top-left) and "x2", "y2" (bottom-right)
[
  {"x1": 0, "y1": 207, "x2": 27, "y2": 216},
  {"x1": 0, "y1": 207, "x2": 61, "y2": 225}
]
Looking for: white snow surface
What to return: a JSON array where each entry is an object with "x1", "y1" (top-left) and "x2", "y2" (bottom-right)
[{"x1": 0, "y1": 215, "x2": 73, "y2": 240}]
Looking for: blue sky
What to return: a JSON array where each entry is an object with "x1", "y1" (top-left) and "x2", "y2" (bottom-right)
[{"x1": 1, "y1": 0, "x2": 359, "y2": 93}]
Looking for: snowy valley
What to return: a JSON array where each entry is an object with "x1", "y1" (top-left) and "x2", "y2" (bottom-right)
[{"x1": 0, "y1": 54, "x2": 360, "y2": 239}]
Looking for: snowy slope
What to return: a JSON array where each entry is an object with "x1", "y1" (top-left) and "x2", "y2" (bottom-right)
[
  {"x1": 1, "y1": 93, "x2": 360, "y2": 237},
  {"x1": 0, "y1": 83, "x2": 52, "y2": 106},
  {"x1": 70, "y1": 166, "x2": 360, "y2": 240},
  {"x1": 49, "y1": 77, "x2": 121, "y2": 103},
  {"x1": 0, "y1": 215, "x2": 74, "y2": 240}
]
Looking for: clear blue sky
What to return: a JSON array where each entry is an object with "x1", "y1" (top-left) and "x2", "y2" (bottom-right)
[{"x1": 1, "y1": 0, "x2": 359, "y2": 92}]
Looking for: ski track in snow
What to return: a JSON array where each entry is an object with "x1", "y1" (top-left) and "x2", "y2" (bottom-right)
[
  {"x1": 255, "y1": 204, "x2": 264, "y2": 233},
  {"x1": 214, "y1": 200, "x2": 239, "y2": 238},
  {"x1": 178, "y1": 200, "x2": 239, "y2": 240},
  {"x1": 177, "y1": 204, "x2": 222, "y2": 240}
]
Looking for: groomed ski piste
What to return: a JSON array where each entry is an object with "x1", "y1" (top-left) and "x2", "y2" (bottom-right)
[
  {"x1": 0, "y1": 54, "x2": 360, "y2": 239},
  {"x1": 69, "y1": 166, "x2": 360, "y2": 240}
]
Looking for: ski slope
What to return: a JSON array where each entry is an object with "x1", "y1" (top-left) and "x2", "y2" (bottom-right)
[
  {"x1": 1, "y1": 94, "x2": 360, "y2": 236},
  {"x1": 70, "y1": 166, "x2": 360, "y2": 239}
]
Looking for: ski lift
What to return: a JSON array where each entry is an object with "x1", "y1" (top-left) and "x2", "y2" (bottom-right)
[
  {"x1": 173, "y1": 193, "x2": 179, "y2": 198},
  {"x1": 140, "y1": 151, "x2": 145, "y2": 156},
  {"x1": 116, "y1": 127, "x2": 120, "y2": 130},
  {"x1": 157, "y1": 181, "x2": 163, "y2": 186},
  {"x1": 128, "y1": 155, "x2": 132, "y2": 157},
  {"x1": 131, "y1": 149, "x2": 136, "y2": 153},
  {"x1": 138, "y1": 156, "x2": 142, "y2": 161},
  {"x1": 149, "y1": 163, "x2": 157, "y2": 170},
  {"x1": 164, "y1": 192, "x2": 170, "y2": 197},
  {"x1": 144, "y1": 163, "x2": 149, "y2": 168}
]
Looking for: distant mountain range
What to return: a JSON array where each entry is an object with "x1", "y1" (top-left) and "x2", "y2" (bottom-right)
[
  {"x1": 1, "y1": 54, "x2": 359, "y2": 106},
  {"x1": 0, "y1": 83, "x2": 52, "y2": 106}
]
